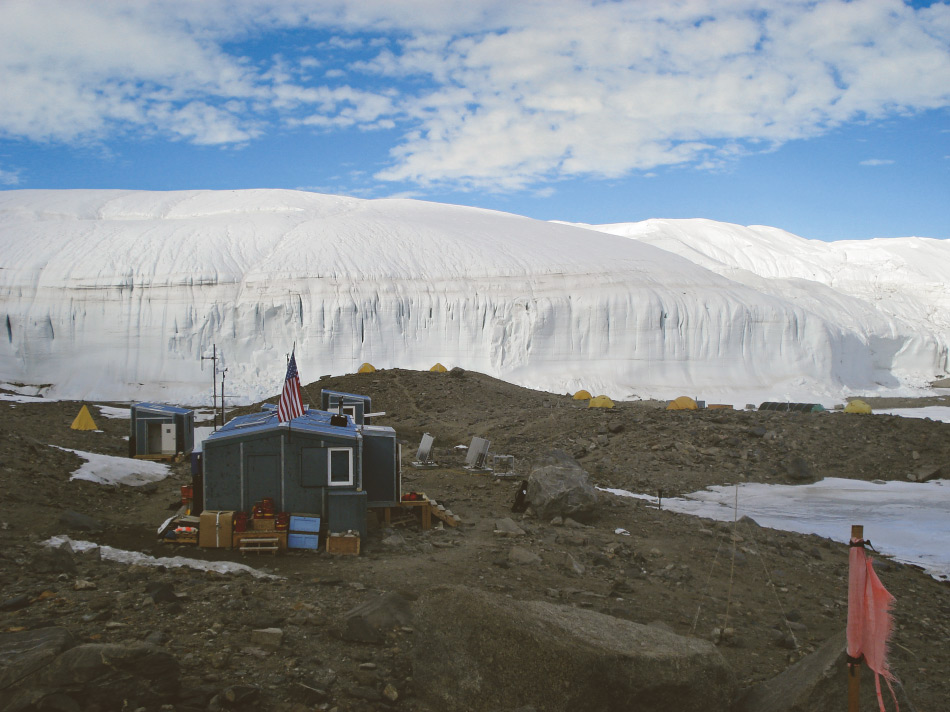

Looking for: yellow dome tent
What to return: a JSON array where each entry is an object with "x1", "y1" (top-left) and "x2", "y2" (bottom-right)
[
  {"x1": 430, "y1": 363, "x2": 448, "y2": 372},
  {"x1": 358, "y1": 362, "x2": 376, "y2": 373},
  {"x1": 666, "y1": 396, "x2": 698, "y2": 411},
  {"x1": 844, "y1": 399, "x2": 872, "y2": 414},
  {"x1": 70, "y1": 405, "x2": 98, "y2": 431},
  {"x1": 588, "y1": 395, "x2": 614, "y2": 409},
  {"x1": 572, "y1": 389, "x2": 592, "y2": 401}
]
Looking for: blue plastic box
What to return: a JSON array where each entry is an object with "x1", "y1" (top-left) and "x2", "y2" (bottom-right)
[
  {"x1": 289, "y1": 515, "x2": 321, "y2": 533},
  {"x1": 288, "y1": 533, "x2": 320, "y2": 550}
]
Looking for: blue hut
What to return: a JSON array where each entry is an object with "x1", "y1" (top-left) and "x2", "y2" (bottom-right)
[
  {"x1": 321, "y1": 390, "x2": 373, "y2": 425},
  {"x1": 201, "y1": 408, "x2": 398, "y2": 538},
  {"x1": 130, "y1": 403, "x2": 195, "y2": 459}
]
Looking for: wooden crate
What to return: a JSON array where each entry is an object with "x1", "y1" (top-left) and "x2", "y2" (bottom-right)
[{"x1": 326, "y1": 532, "x2": 360, "y2": 555}]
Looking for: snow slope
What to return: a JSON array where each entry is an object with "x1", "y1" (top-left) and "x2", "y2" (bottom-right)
[{"x1": 0, "y1": 190, "x2": 946, "y2": 405}]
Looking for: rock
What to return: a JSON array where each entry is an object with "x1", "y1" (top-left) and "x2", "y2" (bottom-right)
[
  {"x1": 340, "y1": 592, "x2": 413, "y2": 644},
  {"x1": 411, "y1": 585, "x2": 735, "y2": 712},
  {"x1": 0, "y1": 627, "x2": 76, "y2": 691},
  {"x1": 449, "y1": 367, "x2": 466, "y2": 378},
  {"x1": 209, "y1": 684, "x2": 260, "y2": 710},
  {"x1": 145, "y1": 582, "x2": 179, "y2": 604},
  {"x1": 250, "y1": 628, "x2": 283, "y2": 649},
  {"x1": 493, "y1": 518, "x2": 526, "y2": 537},
  {"x1": 1, "y1": 643, "x2": 179, "y2": 712},
  {"x1": 382, "y1": 683, "x2": 399, "y2": 701},
  {"x1": 784, "y1": 456, "x2": 816, "y2": 482},
  {"x1": 526, "y1": 450, "x2": 598, "y2": 522},
  {"x1": 58, "y1": 510, "x2": 103, "y2": 532},
  {"x1": 32, "y1": 547, "x2": 77, "y2": 575},
  {"x1": 0, "y1": 595, "x2": 31, "y2": 612},
  {"x1": 508, "y1": 546, "x2": 542, "y2": 566},
  {"x1": 914, "y1": 465, "x2": 942, "y2": 483},
  {"x1": 564, "y1": 553, "x2": 585, "y2": 577},
  {"x1": 72, "y1": 579, "x2": 96, "y2": 591},
  {"x1": 381, "y1": 533, "x2": 407, "y2": 548},
  {"x1": 734, "y1": 630, "x2": 881, "y2": 712}
]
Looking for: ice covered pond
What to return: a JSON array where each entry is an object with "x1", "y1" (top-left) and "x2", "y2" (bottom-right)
[{"x1": 603, "y1": 477, "x2": 950, "y2": 581}]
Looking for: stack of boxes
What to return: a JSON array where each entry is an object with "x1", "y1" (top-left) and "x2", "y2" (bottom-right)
[{"x1": 288, "y1": 514, "x2": 321, "y2": 550}]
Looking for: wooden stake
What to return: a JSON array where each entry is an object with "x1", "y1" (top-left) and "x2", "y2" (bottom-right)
[{"x1": 848, "y1": 524, "x2": 863, "y2": 712}]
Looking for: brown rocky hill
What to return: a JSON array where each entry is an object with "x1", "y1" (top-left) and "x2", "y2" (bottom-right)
[{"x1": 0, "y1": 369, "x2": 948, "y2": 711}]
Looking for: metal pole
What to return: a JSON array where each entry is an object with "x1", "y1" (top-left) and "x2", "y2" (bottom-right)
[
  {"x1": 847, "y1": 523, "x2": 863, "y2": 712},
  {"x1": 201, "y1": 344, "x2": 218, "y2": 429},
  {"x1": 220, "y1": 368, "x2": 228, "y2": 426}
]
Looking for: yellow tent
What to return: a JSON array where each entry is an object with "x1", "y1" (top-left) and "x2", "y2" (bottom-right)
[
  {"x1": 70, "y1": 404, "x2": 98, "y2": 431},
  {"x1": 844, "y1": 399, "x2": 872, "y2": 414},
  {"x1": 572, "y1": 389, "x2": 592, "y2": 401},
  {"x1": 358, "y1": 362, "x2": 376, "y2": 373},
  {"x1": 588, "y1": 395, "x2": 614, "y2": 409},
  {"x1": 666, "y1": 396, "x2": 698, "y2": 411},
  {"x1": 430, "y1": 363, "x2": 448, "y2": 372}
]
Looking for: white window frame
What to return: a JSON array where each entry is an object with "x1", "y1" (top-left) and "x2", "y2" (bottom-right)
[
  {"x1": 342, "y1": 405, "x2": 357, "y2": 419},
  {"x1": 327, "y1": 447, "x2": 354, "y2": 486}
]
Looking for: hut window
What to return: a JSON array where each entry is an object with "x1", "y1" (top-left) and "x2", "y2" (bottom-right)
[
  {"x1": 328, "y1": 448, "x2": 353, "y2": 486},
  {"x1": 343, "y1": 405, "x2": 356, "y2": 419}
]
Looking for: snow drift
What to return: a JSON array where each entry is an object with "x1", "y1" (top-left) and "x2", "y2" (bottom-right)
[{"x1": 0, "y1": 189, "x2": 946, "y2": 405}]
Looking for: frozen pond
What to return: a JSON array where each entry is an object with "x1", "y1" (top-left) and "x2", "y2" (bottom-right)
[{"x1": 603, "y1": 477, "x2": 950, "y2": 581}]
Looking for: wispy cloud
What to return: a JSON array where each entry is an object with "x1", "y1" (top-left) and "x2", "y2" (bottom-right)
[
  {"x1": 0, "y1": 166, "x2": 19, "y2": 185},
  {"x1": 860, "y1": 159, "x2": 896, "y2": 166},
  {"x1": 1, "y1": 0, "x2": 948, "y2": 190}
]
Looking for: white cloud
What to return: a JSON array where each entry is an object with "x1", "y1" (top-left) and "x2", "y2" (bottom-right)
[
  {"x1": 1, "y1": 0, "x2": 948, "y2": 188},
  {"x1": 860, "y1": 158, "x2": 896, "y2": 166},
  {"x1": 0, "y1": 166, "x2": 19, "y2": 185}
]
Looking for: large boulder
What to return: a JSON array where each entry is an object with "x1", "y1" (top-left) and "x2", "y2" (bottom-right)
[
  {"x1": 526, "y1": 450, "x2": 598, "y2": 522},
  {"x1": 1, "y1": 642, "x2": 179, "y2": 712},
  {"x1": 735, "y1": 630, "x2": 885, "y2": 712},
  {"x1": 410, "y1": 585, "x2": 735, "y2": 712},
  {"x1": 0, "y1": 628, "x2": 76, "y2": 693}
]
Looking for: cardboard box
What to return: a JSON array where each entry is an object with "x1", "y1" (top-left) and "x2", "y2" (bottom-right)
[
  {"x1": 199, "y1": 510, "x2": 234, "y2": 549},
  {"x1": 289, "y1": 514, "x2": 321, "y2": 533},
  {"x1": 326, "y1": 532, "x2": 360, "y2": 555},
  {"x1": 250, "y1": 517, "x2": 276, "y2": 532},
  {"x1": 288, "y1": 533, "x2": 320, "y2": 550}
]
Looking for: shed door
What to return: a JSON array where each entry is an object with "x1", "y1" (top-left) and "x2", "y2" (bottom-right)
[
  {"x1": 161, "y1": 424, "x2": 176, "y2": 454},
  {"x1": 245, "y1": 454, "x2": 280, "y2": 509}
]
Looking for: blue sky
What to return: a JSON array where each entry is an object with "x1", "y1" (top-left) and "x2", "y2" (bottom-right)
[{"x1": 0, "y1": 0, "x2": 947, "y2": 241}]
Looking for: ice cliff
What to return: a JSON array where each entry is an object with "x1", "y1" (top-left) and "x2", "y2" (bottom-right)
[{"x1": 0, "y1": 189, "x2": 946, "y2": 405}]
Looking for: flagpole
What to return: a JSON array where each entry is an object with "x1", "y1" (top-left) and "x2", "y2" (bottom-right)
[{"x1": 847, "y1": 523, "x2": 863, "y2": 712}]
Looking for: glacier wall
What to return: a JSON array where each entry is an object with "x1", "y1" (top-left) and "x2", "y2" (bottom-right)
[{"x1": 1, "y1": 189, "x2": 946, "y2": 405}]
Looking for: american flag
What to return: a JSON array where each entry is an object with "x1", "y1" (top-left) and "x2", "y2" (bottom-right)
[{"x1": 277, "y1": 351, "x2": 305, "y2": 423}]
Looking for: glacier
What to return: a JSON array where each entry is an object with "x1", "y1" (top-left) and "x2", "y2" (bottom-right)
[{"x1": 0, "y1": 189, "x2": 947, "y2": 406}]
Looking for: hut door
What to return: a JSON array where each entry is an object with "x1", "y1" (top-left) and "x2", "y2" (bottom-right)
[
  {"x1": 161, "y1": 424, "x2": 176, "y2": 454},
  {"x1": 147, "y1": 423, "x2": 161, "y2": 453},
  {"x1": 245, "y1": 454, "x2": 280, "y2": 510}
]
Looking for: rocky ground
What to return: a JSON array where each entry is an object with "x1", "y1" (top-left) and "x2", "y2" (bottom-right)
[{"x1": 1, "y1": 369, "x2": 949, "y2": 711}]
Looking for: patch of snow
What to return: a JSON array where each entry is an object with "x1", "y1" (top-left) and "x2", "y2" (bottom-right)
[
  {"x1": 95, "y1": 405, "x2": 131, "y2": 419},
  {"x1": 52, "y1": 445, "x2": 171, "y2": 486},
  {"x1": 602, "y1": 477, "x2": 950, "y2": 581},
  {"x1": 43, "y1": 535, "x2": 279, "y2": 579},
  {"x1": 0, "y1": 393, "x2": 51, "y2": 404},
  {"x1": 875, "y1": 406, "x2": 950, "y2": 423}
]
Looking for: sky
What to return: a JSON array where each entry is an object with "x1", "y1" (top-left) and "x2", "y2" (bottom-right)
[{"x1": 0, "y1": 0, "x2": 948, "y2": 241}]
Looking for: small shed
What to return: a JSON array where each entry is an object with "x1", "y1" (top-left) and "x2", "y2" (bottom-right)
[
  {"x1": 130, "y1": 403, "x2": 195, "y2": 459},
  {"x1": 201, "y1": 408, "x2": 399, "y2": 538},
  {"x1": 758, "y1": 402, "x2": 825, "y2": 413},
  {"x1": 321, "y1": 390, "x2": 373, "y2": 425}
]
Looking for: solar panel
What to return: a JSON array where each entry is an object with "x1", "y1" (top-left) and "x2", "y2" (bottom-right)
[
  {"x1": 465, "y1": 437, "x2": 491, "y2": 469},
  {"x1": 416, "y1": 433, "x2": 434, "y2": 463}
]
